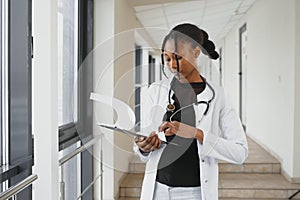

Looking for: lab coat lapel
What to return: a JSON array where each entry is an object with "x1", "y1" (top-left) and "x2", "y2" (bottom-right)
[{"x1": 195, "y1": 83, "x2": 213, "y2": 132}]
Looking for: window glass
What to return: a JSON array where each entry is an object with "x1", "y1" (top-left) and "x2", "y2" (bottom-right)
[
  {"x1": 135, "y1": 45, "x2": 142, "y2": 131},
  {"x1": 58, "y1": 0, "x2": 81, "y2": 198},
  {"x1": 4, "y1": 0, "x2": 33, "y2": 198},
  {"x1": 0, "y1": 0, "x2": 3, "y2": 168},
  {"x1": 148, "y1": 55, "x2": 155, "y2": 85},
  {"x1": 58, "y1": 0, "x2": 78, "y2": 126},
  {"x1": 59, "y1": 142, "x2": 81, "y2": 199}
]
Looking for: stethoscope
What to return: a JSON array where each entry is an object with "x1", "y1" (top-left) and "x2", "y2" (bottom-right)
[{"x1": 166, "y1": 76, "x2": 215, "y2": 122}]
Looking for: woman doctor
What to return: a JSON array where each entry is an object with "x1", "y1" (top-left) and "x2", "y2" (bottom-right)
[{"x1": 134, "y1": 23, "x2": 248, "y2": 200}]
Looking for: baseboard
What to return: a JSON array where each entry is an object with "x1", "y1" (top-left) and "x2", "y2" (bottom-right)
[
  {"x1": 281, "y1": 168, "x2": 300, "y2": 184},
  {"x1": 291, "y1": 177, "x2": 300, "y2": 183},
  {"x1": 246, "y1": 132, "x2": 282, "y2": 162},
  {"x1": 114, "y1": 192, "x2": 119, "y2": 200},
  {"x1": 247, "y1": 133, "x2": 300, "y2": 184}
]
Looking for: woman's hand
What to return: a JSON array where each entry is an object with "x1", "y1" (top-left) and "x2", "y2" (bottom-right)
[
  {"x1": 158, "y1": 121, "x2": 204, "y2": 143},
  {"x1": 134, "y1": 131, "x2": 161, "y2": 153}
]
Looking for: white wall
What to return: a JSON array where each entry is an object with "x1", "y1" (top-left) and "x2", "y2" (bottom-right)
[
  {"x1": 94, "y1": 0, "x2": 162, "y2": 198},
  {"x1": 294, "y1": 0, "x2": 300, "y2": 180},
  {"x1": 93, "y1": 0, "x2": 150, "y2": 198},
  {"x1": 222, "y1": 29, "x2": 239, "y2": 110},
  {"x1": 220, "y1": 0, "x2": 298, "y2": 179},
  {"x1": 113, "y1": 0, "x2": 138, "y2": 198},
  {"x1": 32, "y1": 0, "x2": 59, "y2": 199}
]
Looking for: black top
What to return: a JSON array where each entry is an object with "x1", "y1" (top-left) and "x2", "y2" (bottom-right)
[{"x1": 156, "y1": 77, "x2": 206, "y2": 187}]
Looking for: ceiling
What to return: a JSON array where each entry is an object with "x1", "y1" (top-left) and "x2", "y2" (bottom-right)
[{"x1": 129, "y1": 0, "x2": 256, "y2": 49}]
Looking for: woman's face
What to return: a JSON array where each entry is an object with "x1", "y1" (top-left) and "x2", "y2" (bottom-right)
[{"x1": 163, "y1": 38, "x2": 199, "y2": 81}]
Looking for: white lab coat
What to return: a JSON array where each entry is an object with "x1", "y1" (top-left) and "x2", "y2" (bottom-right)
[{"x1": 133, "y1": 76, "x2": 248, "y2": 200}]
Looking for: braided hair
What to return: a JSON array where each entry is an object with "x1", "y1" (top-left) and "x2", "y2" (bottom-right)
[{"x1": 161, "y1": 23, "x2": 219, "y2": 77}]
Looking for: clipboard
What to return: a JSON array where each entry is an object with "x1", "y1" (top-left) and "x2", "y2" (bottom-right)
[{"x1": 97, "y1": 123, "x2": 178, "y2": 146}]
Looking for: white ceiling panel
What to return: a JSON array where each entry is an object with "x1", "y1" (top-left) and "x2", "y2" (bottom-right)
[
  {"x1": 229, "y1": 14, "x2": 244, "y2": 22},
  {"x1": 136, "y1": 7, "x2": 165, "y2": 21},
  {"x1": 163, "y1": 1, "x2": 206, "y2": 15},
  {"x1": 202, "y1": 13, "x2": 231, "y2": 23},
  {"x1": 237, "y1": 5, "x2": 252, "y2": 14},
  {"x1": 205, "y1": 2, "x2": 240, "y2": 15},
  {"x1": 241, "y1": 0, "x2": 256, "y2": 7},
  {"x1": 167, "y1": 12, "x2": 202, "y2": 24},
  {"x1": 132, "y1": 0, "x2": 257, "y2": 46},
  {"x1": 134, "y1": 4, "x2": 162, "y2": 13},
  {"x1": 205, "y1": 0, "x2": 241, "y2": 7},
  {"x1": 141, "y1": 19, "x2": 168, "y2": 29}
]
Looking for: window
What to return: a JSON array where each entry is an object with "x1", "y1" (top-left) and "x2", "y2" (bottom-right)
[
  {"x1": 58, "y1": 0, "x2": 94, "y2": 199},
  {"x1": 58, "y1": 0, "x2": 79, "y2": 148},
  {"x1": 58, "y1": 0, "x2": 93, "y2": 150},
  {"x1": 58, "y1": 0, "x2": 78, "y2": 127},
  {"x1": 134, "y1": 45, "x2": 142, "y2": 131},
  {"x1": 1, "y1": 0, "x2": 33, "y2": 199},
  {"x1": 148, "y1": 55, "x2": 155, "y2": 86},
  {"x1": 0, "y1": 0, "x2": 3, "y2": 170}
]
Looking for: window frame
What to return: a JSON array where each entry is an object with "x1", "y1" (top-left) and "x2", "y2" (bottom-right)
[
  {"x1": 134, "y1": 45, "x2": 142, "y2": 132},
  {"x1": 58, "y1": 0, "x2": 93, "y2": 151},
  {"x1": 0, "y1": 0, "x2": 33, "y2": 199},
  {"x1": 58, "y1": 0, "x2": 94, "y2": 198},
  {"x1": 148, "y1": 55, "x2": 155, "y2": 86},
  {"x1": 0, "y1": 0, "x2": 3, "y2": 169}
]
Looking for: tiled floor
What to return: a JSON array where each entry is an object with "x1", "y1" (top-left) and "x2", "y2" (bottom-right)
[{"x1": 120, "y1": 137, "x2": 300, "y2": 199}]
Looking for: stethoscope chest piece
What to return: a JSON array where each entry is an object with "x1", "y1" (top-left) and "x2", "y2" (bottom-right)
[{"x1": 166, "y1": 103, "x2": 175, "y2": 112}]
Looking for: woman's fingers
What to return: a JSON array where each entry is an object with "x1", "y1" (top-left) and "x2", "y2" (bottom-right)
[
  {"x1": 134, "y1": 136, "x2": 146, "y2": 143},
  {"x1": 158, "y1": 121, "x2": 172, "y2": 132},
  {"x1": 156, "y1": 136, "x2": 161, "y2": 148},
  {"x1": 135, "y1": 132, "x2": 161, "y2": 152},
  {"x1": 159, "y1": 121, "x2": 176, "y2": 136}
]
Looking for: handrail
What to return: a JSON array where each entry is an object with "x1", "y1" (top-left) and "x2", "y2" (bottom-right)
[
  {"x1": 289, "y1": 189, "x2": 300, "y2": 199},
  {"x1": 0, "y1": 174, "x2": 38, "y2": 200},
  {"x1": 76, "y1": 173, "x2": 102, "y2": 200},
  {"x1": 59, "y1": 135, "x2": 102, "y2": 166},
  {"x1": 59, "y1": 135, "x2": 103, "y2": 200}
]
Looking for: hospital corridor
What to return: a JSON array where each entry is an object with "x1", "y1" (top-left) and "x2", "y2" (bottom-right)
[{"x1": 1, "y1": 0, "x2": 300, "y2": 199}]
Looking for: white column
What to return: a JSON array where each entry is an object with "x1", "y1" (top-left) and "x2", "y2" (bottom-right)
[
  {"x1": 93, "y1": 0, "x2": 115, "y2": 199},
  {"x1": 32, "y1": 0, "x2": 59, "y2": 199}
]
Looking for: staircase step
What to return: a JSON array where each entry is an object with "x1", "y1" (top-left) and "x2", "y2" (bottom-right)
[
  {"x1": 122, "y1": 137, "x2": 299, "y2": 199},
  {"x1": 119, "y1": 173, "x2": 143, "y2": 198},
  {"x1": 129, "y1": 162, "x2": 281, "y2": 174},
  {"x1": 119, "y1": 172, "x2": 300, "y2": 199},
  {"x1": 219, "y1": 162, "x2": 280, "y2": 174},
  {"x1": 129, "y1": 161, "x2": 281, "y2": 175},
  {"x1": 219, "y1": 137, "x2": 281, "y2": 174},
  {"x1": 219, "y1": 198, "x2": 296, "y2": 200},
  {"x1": 219, "y1": 173, "x2": 300, "y2": 199}
]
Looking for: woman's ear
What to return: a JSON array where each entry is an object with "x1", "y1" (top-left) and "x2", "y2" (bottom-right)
[{"x1": 194, "y1": 46, "x2": 201, "y2": 58}]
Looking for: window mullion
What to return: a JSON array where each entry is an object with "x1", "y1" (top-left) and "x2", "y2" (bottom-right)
[
  {"x1": 1, "y1": 0, "x2": 9, "y2": 192},
  {"x1": 1, "y1": 0, "x2": 9, "y2": 168}
]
